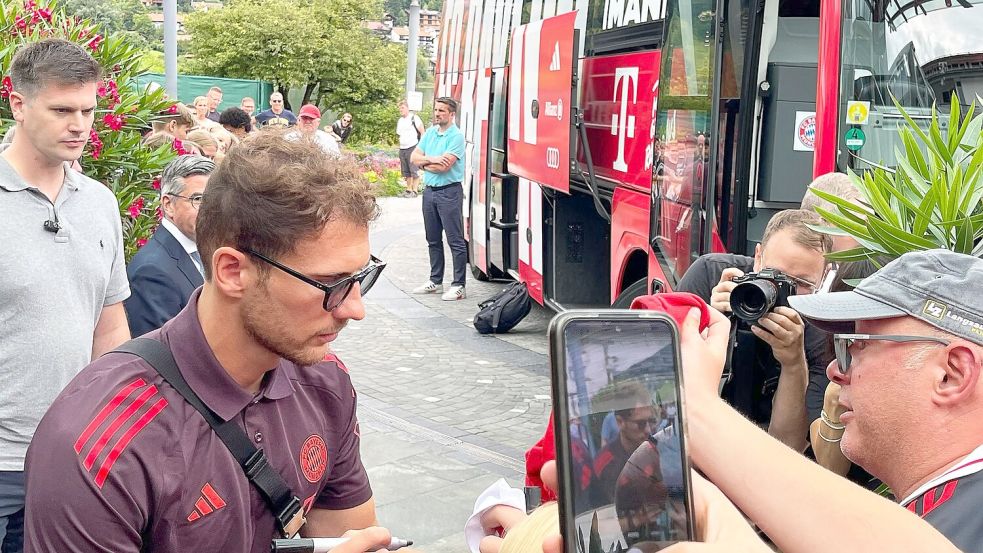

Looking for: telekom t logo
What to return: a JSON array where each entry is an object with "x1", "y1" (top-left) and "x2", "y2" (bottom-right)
[{"x1": 611, "y1": 67, "x2": 639, "y2": 172}]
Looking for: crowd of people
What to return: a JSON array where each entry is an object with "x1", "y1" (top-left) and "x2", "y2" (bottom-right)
[
  {"x1": 3, "y1": 36, "x2": 983, "y2": 553},
  {"x1": 143, "y1": 86, "x2": 357, "y2": 164}
]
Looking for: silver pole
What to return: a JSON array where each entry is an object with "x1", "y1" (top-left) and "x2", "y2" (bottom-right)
[
  {"x1": 406, "y1": 0, "x2": 420, "y2": 94},
  {"x1": 163, "y1": 0, "x2": 178, "y2": 98}
]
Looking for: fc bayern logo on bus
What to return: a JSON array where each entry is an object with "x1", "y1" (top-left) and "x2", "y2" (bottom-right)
[{"x1": 798, "y1": 115, "x2": 816, "y2": 150}]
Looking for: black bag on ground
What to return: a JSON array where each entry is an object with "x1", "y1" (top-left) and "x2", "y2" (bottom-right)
[{"x1": 473, "y1": 282, "x2": 532, "y2": 334}]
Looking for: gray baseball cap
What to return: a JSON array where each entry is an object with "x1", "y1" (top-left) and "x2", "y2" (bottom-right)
[{"x1": 788, "y1": 249, "x2": 983, "y2": 346}]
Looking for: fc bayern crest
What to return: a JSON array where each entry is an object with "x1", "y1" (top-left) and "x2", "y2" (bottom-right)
[{"x1": 300, "y1": 434, "x2": 328, "y2": 483}]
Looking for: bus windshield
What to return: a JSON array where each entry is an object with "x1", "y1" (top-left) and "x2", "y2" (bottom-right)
[{"x1": 839, "y1": 0, "x2": 983, "y2": 169}]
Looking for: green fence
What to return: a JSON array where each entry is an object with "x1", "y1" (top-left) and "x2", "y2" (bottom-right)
[{"x1": 135, "y1": 73, "x2": 275, "y2": 113}]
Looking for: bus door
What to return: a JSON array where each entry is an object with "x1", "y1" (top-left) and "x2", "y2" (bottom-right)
[{"x1": 649, "y1": 0, "x2": 721, "y2": 284}]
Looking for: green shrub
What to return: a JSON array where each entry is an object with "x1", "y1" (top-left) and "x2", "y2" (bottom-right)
[{"x1": 813, "y1": 96, "x2": 983, "y2": 264}]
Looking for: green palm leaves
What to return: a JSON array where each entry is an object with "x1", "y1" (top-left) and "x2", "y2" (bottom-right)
[{"x1": 811, "y1": 95, "x2": 983, "y2": 265}]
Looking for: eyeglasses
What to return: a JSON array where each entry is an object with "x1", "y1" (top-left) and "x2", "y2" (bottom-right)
[
  {"x1": 832, "y1": 333, "x2": 950, "y2": 375},
  {"x1": 168, "y1": 193, "x2": 203, "y2": 209},
  {"x1": 625, "y1": 418, "x2": 661, "y2": 430},
  {"x1": 245, "y1": 249, "x2": 386, "y2": 311},
  {"x1": 271, "y1": 99, "x2": 283, "y2": 103}
]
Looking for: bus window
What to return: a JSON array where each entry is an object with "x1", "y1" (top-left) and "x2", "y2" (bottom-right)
[{"x1": 652, "y1": 0, "x2": 718, "y2": 278}]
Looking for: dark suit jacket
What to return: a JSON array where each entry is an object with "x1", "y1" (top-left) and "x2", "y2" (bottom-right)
[{"x1": 124, "y1": 225, "x2": 204, "y2": 336}]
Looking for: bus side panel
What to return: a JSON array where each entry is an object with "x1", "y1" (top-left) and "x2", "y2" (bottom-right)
[
  {"x1": 435, "y1": 1, "x2": 469, "y2": 100},
  {"x1": 517, "y1": 177, "x2": 545, "y2": 304},
  {"x1": 579, "y1": 50, "x2": 662, "y2": 192},
  {"x1": 610, "y1": 186, "x2": 651, "y2": 302}
]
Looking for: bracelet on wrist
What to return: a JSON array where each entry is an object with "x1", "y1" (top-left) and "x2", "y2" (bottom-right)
[
  {"x1": 817, "y1": 427, "x2": 843, "y2": 443},
  {"x1": 821, "y1": 409, "x2": 845, "y2": 430}
]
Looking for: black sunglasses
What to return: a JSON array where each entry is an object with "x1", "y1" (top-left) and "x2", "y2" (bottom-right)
[
  {"x1": 832, "y1": 333, "x2": 950, "y2": 375},
  {"x1": 245, "y1": 249, "x2": 386, "y2": 311}
]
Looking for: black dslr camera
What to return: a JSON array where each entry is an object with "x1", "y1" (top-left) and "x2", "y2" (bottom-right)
[{"x1": 728, "y1": 268, "x2": 796, "y2": 322}]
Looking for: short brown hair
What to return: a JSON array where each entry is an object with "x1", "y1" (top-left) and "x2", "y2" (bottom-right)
[
  {"x1": 10, "y1": 39, "x2": 102, "y2": 97},
  {"x1": 435, "y1": 96, "x2": 458, "y2": 113},
  {"x1": 151, "y1": 102, "x2": 196, "y2": 132},
  {"x1": 800, "y1": 172, "x2": 862, "y2": 214},
  {"x1": 142, "y1": 132, "x2": 202, "y2": 155},
  {"x1": 760, "y1": 209, "x2": 832, "y2": 253},
  {"x1": 196, "y1": 129, "x2": 379, "y2": 279}
]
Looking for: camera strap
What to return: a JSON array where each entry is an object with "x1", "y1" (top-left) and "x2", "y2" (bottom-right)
[
  {"x1": 111, "y1": 338, "x2": 305, "y2": 538},
  {"x1": 720, "y1": 317, "x2": 739, "y2": 395}
]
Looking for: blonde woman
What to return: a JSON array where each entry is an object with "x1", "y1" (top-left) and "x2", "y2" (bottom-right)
[{"x1": 192, "y1": 95, "x2": 218, "y2": 130}]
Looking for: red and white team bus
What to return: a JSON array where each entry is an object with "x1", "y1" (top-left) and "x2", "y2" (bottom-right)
[{"x1": 433, "y1": 0, "x2": 983, "y2": 309}]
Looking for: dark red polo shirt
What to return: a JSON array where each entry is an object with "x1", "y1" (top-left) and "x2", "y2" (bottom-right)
[{"x1": 23, "y1": 289, "x2": 372, "y2": 552}]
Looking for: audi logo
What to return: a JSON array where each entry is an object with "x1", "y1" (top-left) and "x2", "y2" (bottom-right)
[{"x1": 546, "y1": 147, "x2": 560, "y2": 169}]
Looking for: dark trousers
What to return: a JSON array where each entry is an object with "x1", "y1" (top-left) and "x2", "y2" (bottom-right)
[
  {"x1": 0, "y1": 471, "x2": 24, "y2": 553},
  {"x1": 422, "y1": 183, "x2": 467, "y2": 287}
]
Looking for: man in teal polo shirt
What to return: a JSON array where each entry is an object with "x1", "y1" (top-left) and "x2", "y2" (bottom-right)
[{"x1": 411, "y1": 97, "x2": 468, "y2": 301}]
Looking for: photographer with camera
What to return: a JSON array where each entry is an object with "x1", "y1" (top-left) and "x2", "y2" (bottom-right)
[{"x1": 676, "y1": 210, "x2": 831, "y2": 449}]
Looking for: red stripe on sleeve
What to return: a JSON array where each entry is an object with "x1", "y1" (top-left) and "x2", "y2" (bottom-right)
[
  {"x1": 83, "y1": 386, "x2": 160, "y2": 470},
  {"x1": 93, "y1": 397, "x2": 168, "y2": 488},
  {"x1": 74, "y1": 379, "x2": 147, "y2": 454}
]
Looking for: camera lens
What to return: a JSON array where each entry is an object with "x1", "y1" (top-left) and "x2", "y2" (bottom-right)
[{"x1": 730, "y1": 279, "x2": 778, "y2": 322}]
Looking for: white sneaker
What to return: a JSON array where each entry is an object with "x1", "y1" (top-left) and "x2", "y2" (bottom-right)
[
  {"x1": 413, "y1": 281, "x2": 443, "y2": 294},
  {"x1": 441, "y1": 285, "x2": 466, "y2": 301}
]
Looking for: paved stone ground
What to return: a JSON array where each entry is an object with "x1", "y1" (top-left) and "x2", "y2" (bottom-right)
[{"x1": 331, "y1": 196, "x2": 554, "y2": 553}]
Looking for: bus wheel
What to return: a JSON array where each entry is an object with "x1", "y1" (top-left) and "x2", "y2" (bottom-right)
[
  {"x1": 611, "y1": 278, "x2": 648, "y2": 308},
  {"x1": 471, "y1": 264, "x2": 490, "y2": 281}
]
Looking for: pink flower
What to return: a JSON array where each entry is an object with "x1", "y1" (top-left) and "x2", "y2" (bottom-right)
[
  {"x1": 173, "y1": 139, "x2": 189, "y2": 156},
  {"x1": 0, "y1": 76, "x2": 11, "y2": 100},
  {"x1": 88, "y1": 129, "x2": 103, "y2": 159},
  {"x1": 14, "y1": 15, "x2": 29, "y2": 31},
  {"x1": 86, "y1": 34, "x2": 103, "y2": 51},
  {"x1": 155, "y1": 207, "x2": 163, "y2": 221},
  {"x1": 151, "y1": 178, "x2": 161, "y2": 190},
  {"x1": 37, "y1": 8, "x2": 52, "y2": 22},
  {"x1": 102, "y1": 113, "x2": 125, "y2": 131},
  {"x1": 167, "y1": 104, "x2": 178, "y2": 115},
  {"x1": 127, "y1": 197, "x2": 145, "y2": 219},
  {"x1": 136, "y1": 238, "x2": 148, "y2": 248},
  {"x1": 24, "y1": 0, "x2": 37, "y2": 9},
  {"x1": 97, "y1": 80, "x2": 120, "y2": 109}
]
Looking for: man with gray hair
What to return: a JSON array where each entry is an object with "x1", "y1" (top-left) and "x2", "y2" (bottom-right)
[
  {"x1": 801, "y1": 172, "x2": 864, "y2": 252},
  {"x1": 790, "y1": 249, "x2": 983, "y2": 551},
  {"x1": 124, "y1": 155, "x2": 215, "y2": 336},
  {"x1": 0, "y1": 38, "x2": 131, "y2": 552}
]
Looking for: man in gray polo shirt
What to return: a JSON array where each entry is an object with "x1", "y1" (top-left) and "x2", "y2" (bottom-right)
[{"x1": 0, "y1": 39, "x2": 130, "y2": 552}]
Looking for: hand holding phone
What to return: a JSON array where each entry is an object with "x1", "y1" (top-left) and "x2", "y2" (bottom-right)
[{"x1": 549, "y1": 311, "x2": 695, "y2": 553}]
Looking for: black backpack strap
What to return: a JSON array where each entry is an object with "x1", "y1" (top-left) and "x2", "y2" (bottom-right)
[{"x1": 112, "y1": 338, "x2": 304, "y2": 537}]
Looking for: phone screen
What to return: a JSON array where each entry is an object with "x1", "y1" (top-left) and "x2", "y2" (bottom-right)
[{"x1": 557, "y1": 316, "x2": 690, "y2": 553}]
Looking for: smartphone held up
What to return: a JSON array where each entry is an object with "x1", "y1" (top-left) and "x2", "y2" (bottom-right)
[{"x1": 549, "y1": 311, "x2": 694, "y2": 553}]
